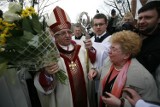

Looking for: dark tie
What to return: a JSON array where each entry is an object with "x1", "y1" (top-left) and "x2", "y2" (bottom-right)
[{"x1": 95, "y1": 37, "x2": 101, "y2": 42}]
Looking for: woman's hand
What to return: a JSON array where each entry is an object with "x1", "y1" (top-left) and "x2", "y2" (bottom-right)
[
  {"x1": 88, "y1": 68, "x2": 97, "y2": 80},
  {"x1": 44, "y1": 62, "x2": 59, "y2": 75},
  {"x1": 102, "y1": 92, "x2": 121, "y2": 107}
]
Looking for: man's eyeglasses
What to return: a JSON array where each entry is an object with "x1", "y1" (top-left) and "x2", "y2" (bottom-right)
[{"x1": 93, "y1": 23, "x2": 105, "y2": 27}]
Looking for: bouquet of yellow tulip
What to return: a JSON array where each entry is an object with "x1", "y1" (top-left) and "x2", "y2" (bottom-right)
[{"x1": 0, "y1": 2, "x2": 67, "y2": 84}]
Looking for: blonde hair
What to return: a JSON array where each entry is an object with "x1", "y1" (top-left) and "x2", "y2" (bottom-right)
[
  {"x1": 123, "y1": 12, "x2": 134, "y2": 22},
  {"x1": 110, "y1": 30, "x2": 142, "y2": 57}
]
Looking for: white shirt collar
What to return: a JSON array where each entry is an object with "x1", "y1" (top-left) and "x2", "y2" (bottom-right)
[
  {"x1": 96, "y1": 31, "x2": 106, "y2": 38},
  {"x1": 59, "y1": 44, "x2": 74, "y2": 51}
]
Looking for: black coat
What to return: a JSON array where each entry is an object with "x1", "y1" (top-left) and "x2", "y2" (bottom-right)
[{"x1": 136, "y1": 26, "x2": 160, "y2": 78}]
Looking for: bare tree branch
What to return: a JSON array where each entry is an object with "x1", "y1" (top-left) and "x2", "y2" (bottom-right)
[
  {"x1": 39, "y1": 0, "x2": 50, "y2": 9},
  {"x1": 126, "y1": 0, "x2": 131, "y2": 12},
  {"x1": 113, "y1": 1, "x2": 123, "y2": 17},
  {"x1": 104, "y1": 1, "x2": 116, "y2": 8},
  {"x1": 39, "y1": 0, "x2": 50, "y2": 16},
  {"x1": 101, "y1": 6, "x2": 110, "y2": 15},
  {"x1": 103, "y1": 0, "x2": 133, "y2": 18},
  {"x1": 121, "y1": 2, "x2": 126, "y2": 14},
  {"x1": 38, "y1": 0, "x2": 60, "y2": 16}
]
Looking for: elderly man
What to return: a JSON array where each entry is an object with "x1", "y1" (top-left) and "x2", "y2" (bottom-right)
[{"x1": 34, "y1": 6, "x2": 96, "y2": 107}]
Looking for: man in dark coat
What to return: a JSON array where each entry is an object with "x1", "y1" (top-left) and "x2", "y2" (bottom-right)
[{"x1": 136, "y1": 1, "x2": 160, "y2": 79}]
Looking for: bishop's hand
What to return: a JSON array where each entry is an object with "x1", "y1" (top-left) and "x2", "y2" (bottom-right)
[{"x1": 44, "y1": 62, "x2": 59, "y2": 75}]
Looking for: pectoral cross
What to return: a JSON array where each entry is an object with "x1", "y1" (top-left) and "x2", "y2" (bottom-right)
[{"x1": 69, "y1": 61, "x2": 77, "y2": 70}]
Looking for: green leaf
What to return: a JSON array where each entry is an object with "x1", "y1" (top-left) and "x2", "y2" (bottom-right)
[
  {"x1": 22, "y1": 17, "x2": 36, "y2": 34},
  {"x1": 4, "y1": 30, "x2": 41, "y2": 62},
  {"x1": 10, "y1": 29, "x2": 23, "y2": 37},
  {"x1": 23, "y1": 31, "x2": 35, "y2": 41},
  {"x1": 0, "y1": 50, "x2": 19, "y2": 61},
  {"x1": 32, "y1": 14, "x2": 43, "y2": 34},
  {"x1": 6, "y1": 31, "x2": 32, "y2": 49}
]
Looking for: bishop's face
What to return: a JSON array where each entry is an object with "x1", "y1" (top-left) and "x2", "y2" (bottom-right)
[{"x1": 54, "y1": 29, "x2": 73, "y2": 46}]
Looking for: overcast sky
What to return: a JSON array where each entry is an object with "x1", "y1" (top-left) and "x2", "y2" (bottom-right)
[
  {"x1": 0, "y1": 0, "x2": 107, "y2": 23},
  {"x1": 1, "y1": 0, "x2": 141, "y2": 23},
  {"x1": 42, "y1": 0, "x2": 105, "y2": 23}
]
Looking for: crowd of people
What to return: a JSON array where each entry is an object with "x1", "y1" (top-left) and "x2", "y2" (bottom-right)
[{"x1": 0, "y1": 0, "x2": 160, "y2": 107}]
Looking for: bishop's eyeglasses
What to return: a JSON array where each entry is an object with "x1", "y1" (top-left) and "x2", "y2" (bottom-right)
[{"x1": 54, "y1": 29, "x2": 72, "y2": 37}]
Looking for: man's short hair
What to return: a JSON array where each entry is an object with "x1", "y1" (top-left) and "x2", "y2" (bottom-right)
[
  {"x1": 138, "y1": 1, "x2": 160, "y2": 18},
  {"x1": 111, "y1": 9, "x2": 116, "y2": 16},
  {"x1": 111, "y1": 9, "x2": 116, "y2": 14},
  {"x1": 93, "y1": 13, "x2": 108, "y2": 24},
  {"x1": 74, "y1": 23, "x2": 81, "y2": 28}
]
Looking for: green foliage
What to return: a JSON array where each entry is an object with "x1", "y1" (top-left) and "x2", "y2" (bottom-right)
[
  {"x1": 32, "y1": 14, "x2": 43, "y2": 34},
  {"x1": 0, "y1": 3, "x2": 67, "y2": 84}
]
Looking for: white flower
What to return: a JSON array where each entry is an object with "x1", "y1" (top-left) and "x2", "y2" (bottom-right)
[
  {"x1": 8, "y1": 2, "x2": 22, "y2": 13},
  {"x1": 3, "y1": 11, "x2": 21, "y2": 23}
]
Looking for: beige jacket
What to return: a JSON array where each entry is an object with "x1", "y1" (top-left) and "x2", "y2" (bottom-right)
[{"x1": 98, "y1": 58, "x2": 160, "y2": 107}]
